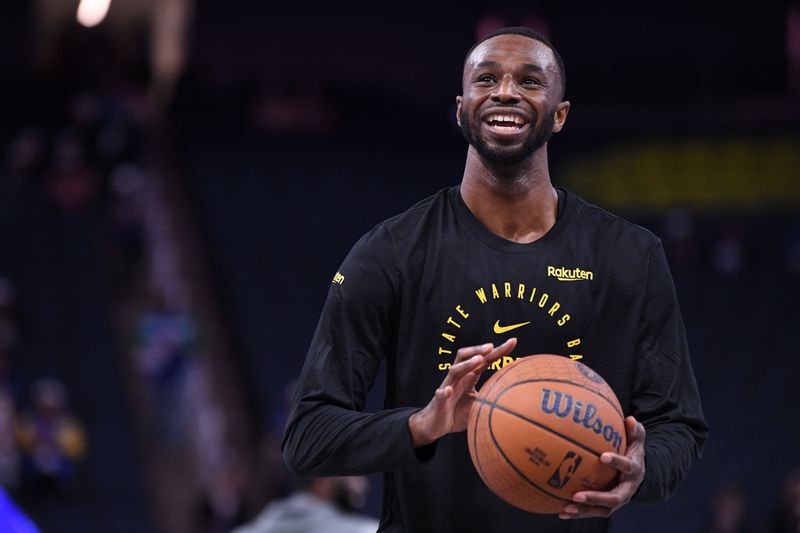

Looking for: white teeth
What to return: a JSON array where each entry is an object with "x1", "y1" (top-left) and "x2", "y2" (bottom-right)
[{"x1": 486, "y1": 114, "x2": 524, "y2": 125}]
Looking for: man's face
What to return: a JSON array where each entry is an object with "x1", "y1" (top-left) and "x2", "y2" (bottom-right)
[{"x1": 457, "y1": 34, "x2": 568, "y2": 165}]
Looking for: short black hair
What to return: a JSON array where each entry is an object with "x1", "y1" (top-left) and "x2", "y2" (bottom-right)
[{"x1": 463, "y1": 26, "x2": 567, "y2": 100}]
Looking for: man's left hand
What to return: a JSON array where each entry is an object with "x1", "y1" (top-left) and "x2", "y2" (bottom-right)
[{"x1": 559, "y1": 416, "x2": 646, "y2": 520}]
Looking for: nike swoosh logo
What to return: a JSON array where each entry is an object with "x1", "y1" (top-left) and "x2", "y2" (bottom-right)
[{"x1": 493, "y1": 320, "x2": 531, "y2": 334}]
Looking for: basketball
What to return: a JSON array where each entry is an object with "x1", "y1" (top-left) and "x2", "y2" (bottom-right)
[{"x1": 467, "y1": 354, "x2": 627, "y2": 514}]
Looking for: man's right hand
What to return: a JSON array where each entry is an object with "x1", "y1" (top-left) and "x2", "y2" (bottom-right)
[{"x1": 408, "y1": 338, "x2": 517, "y2": 448}]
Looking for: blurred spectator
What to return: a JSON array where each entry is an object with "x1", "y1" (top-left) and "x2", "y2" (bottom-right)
[
  {"x1": 135, "y1": 300, "x2": 198, "y2": 446},
  {"x1": 136, "y1": 301, "x2": 197, "y2": 380},
  {"x1": 44, "y1": 128, "x2": 97, "y2": 212},
  {"x1": 709, "y1": 222, "x2": 749, "y2": 276},
  {"x1": 15, "y1": 378, "x2": 87, "y2": 495},
  {"x1": 0, "y1": 356, "x2": 18, "y2": 491},
  {"x1": 195, "y1": 461, "x2": 247, "y2": 533},
  {"x1": 0, "y1": 277, "x2": 20, "y2": 356},
  {"x1": 703, "y1": 482, "x2": 754, "y2": 533},
  {"x1": 711, "y1": 236, "x2": 746, "y2": 276},
  {"x1": 3, "y1": 125, "x2": 46, "y2": 195},
  {"x1": 771, "y1": 467, "x2": 800, "y2": 533},
  {"x1": 231, "y1": 476, "x2": 378, "y2": 533},
  {"x1": 107, "y1": 163, "x2": 148, "y2": 290},
  {"x1": 254, "y1": 380, "x2": 296, "y2": 507},
  {"x1": 0, "y1": 277, "x2": 20, "y2": 491},
  {"x1": 661, "y1": 207, "x2": 698, "y2": 271},
  {"x1": 67, "y1": 93, "x2": 103, "y2": 136}
]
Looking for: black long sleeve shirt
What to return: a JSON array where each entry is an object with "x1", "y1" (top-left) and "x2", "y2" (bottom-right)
[{"x1": 283, "y1": 186, "x2": 709, "y2": 533}]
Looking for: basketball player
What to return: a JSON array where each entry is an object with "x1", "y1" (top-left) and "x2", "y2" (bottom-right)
[{"x1": 283, "y1": 27, "x2": 709, "y2": 532}]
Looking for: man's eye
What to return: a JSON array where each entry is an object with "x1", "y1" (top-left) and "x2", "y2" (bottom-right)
[
  {"x1": 522, "y1": 78, "x2": 541, "y2": 86},
  {"x1": 477, "y1": 75, "x2": 495, "y2": 83}
]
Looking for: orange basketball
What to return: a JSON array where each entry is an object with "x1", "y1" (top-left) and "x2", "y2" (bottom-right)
[{"x1": 467, "y1": 354, "x2": 627, "y2": 514}]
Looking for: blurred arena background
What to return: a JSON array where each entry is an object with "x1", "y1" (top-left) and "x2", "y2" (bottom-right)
[{"x1": 0, "y1": 2, "x2": 799, "y2": 532}]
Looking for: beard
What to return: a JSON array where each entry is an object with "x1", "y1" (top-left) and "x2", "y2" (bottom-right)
[{"x1": 459, "y1": 107, "x2": 555, "y2": 165}]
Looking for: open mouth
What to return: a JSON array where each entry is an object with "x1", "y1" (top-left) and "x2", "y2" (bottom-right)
[{"x1": 482, "y1": 113, "x2": 530, "y2": 134}]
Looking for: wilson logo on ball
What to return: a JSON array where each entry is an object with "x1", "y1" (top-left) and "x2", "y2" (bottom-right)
[{"x1": 540, "y1": 388, "x2": 623, "y2": 453}]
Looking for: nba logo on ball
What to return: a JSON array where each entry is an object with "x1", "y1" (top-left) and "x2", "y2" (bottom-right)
[
  {"x1": 468, "y1": 355, "x2": 627, "y2": 514},
  {"x1": 547, "y1": 451, "x2": 583, "y2": 489}
]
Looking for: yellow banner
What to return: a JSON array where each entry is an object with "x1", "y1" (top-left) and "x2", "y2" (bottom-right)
[{"x1": 560, "y1": 137, "x2": 800, "y2": 212}]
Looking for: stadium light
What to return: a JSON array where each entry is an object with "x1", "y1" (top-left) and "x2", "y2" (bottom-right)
[{"x1": 76, "y1": 0, "x2": 112, "y2": 28}]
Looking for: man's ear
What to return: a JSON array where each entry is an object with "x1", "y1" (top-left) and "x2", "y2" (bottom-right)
[
  {"x1": 552, "y1": 100, "x2": 570, "y2": 133},
  {"x1": 455, "y1": 95, "x2": 462, "y2": 126}
]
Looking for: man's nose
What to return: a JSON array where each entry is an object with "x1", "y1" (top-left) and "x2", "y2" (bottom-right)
[{"x1": 491, "y1": 75, "x2": 520, "y2": 103}]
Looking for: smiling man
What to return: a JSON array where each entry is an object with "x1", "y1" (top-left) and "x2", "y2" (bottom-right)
[
  {"x1": 283, "y1": 27, "x2": 708, "y2": 533},
  {"x1": 458, "y1": 32, "x2": 567, "y2": 166}
]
